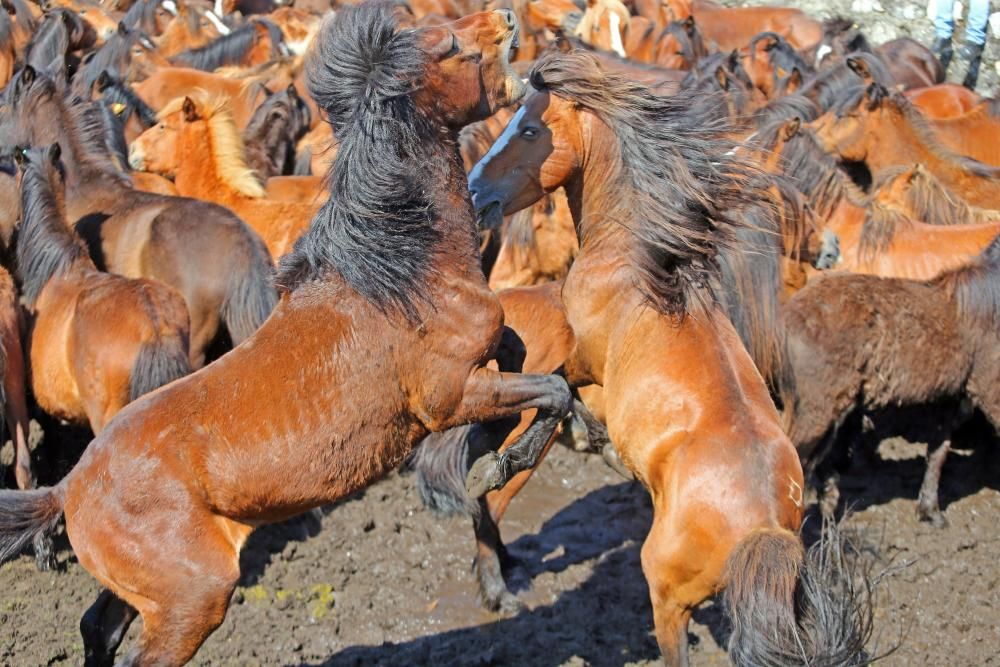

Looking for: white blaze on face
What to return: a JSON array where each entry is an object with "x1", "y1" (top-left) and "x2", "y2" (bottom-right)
[
  {"x1": 815, "y1": 43, "x2": 831, "y2": 67},
  {"x1": 608, "y1": 11, "x2": 626, "y2": 58},
  {"x1": 205, "y1": 10, "x2": 231, "y2": 35},
  {"x1": 214, "y1": 0, "x2": 225, "y2": 17},
  {"x1": 161, "y1": 0, "x2": 179, "y2": 16}
]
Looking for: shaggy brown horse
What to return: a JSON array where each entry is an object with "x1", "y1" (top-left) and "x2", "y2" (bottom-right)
[
  {"x1": 12, "y1": 143, "x2": 191, "y2": 432},
  {"x1": 4, "y1": 67, "x2": 277, "y2": 367},
  {"x1": 811, "y1": 59, "x2": 1000, "y2": 209},
  {"x1": 872, "y1": 164, "x2": 1000, "y2": 228},
  {"x1": 129, "y1": 94, "x2": 319, "y2": 258},
  {"x1": 0, "y1": 5, "x2": 570, "y2": 665},
  {"x1": 467, "y1": 49, "x2": 873, "y2": 666},
  {"x1": 784, "y1": 237, "x2": 1000, "y2": 527}
]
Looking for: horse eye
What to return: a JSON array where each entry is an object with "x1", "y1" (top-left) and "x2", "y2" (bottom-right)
[
  {"x1": 447, "y1": 35, "x2": 460, "y2": 57},
  {"x1": 521, "y1": 127, "x2": 538, "y2": 139}
]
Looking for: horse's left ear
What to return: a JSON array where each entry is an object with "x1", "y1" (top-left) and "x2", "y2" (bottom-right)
[
  {"x1": 117, "y1": 20, "x2": 128, "y2": 35},
  {"x1": 846, "y1": 55, "x2": 872, "y2": 84},
  {"x1": 48, "y1": 143, "x2": 61, "y2": 166},
  {"x1": 683, "y1": 15, "x2": 696, "y2": 36},
  {"x1": 286, "y1": 83, "x2": 298, "y2": 100},
  {"x1": 714, "y1": 66, "x2": 729, "y2": 91},
  {"x1": 182, "y1": 96, "x2": 199, "y2": 122},
  {"x1": 786, "y1": 67, "x2": 802, "y2": 92},
  {"x1": 783, "y1": 117, "x2": 801, "y2": 140}
]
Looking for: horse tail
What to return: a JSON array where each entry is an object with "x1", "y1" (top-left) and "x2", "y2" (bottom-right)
[
  {"x1": 410, "y1": 425, "x2": 491, "y2": 519},
  {"x1": 724, "y1": 523, "x2": 875, "y2": 667},
  {"x1": 0, "y1": 486, "x2": 63, "y2": 565},
  {"x1": 221, "y1": 234, "x2": 278, "y2": 344},
  {"x1": 129, "y1": 333, "x2": 192, "y2": 403}
]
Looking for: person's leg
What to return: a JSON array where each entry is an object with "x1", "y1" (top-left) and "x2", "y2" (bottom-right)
[
  {"x1": 959, "y1": 0, "x2": 988, "y2": 89},
  {"x1": 932, "y1": 0, "x2": 956, "y2": 69}
]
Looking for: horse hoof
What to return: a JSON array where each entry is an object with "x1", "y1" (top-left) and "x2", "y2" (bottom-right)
[
  {"x1": 466, "y1": 451, "x2": 501, "y2": 498},
  {"x1": 33, "y1": 532, "x2": 56, "y2": 572},
  {"x1": 917, "y1": 506, "x2": 949, "y2": 528}
]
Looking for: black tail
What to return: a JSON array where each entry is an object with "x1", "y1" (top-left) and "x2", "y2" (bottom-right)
[
  {"x1": 0, "y1": 486, "x2": 63, "y2": 565},
  {"x1": 724, "y1": 521, "x2": 878, "y2": 667},
  {"x1": 411, "y1": 424, "x2": 505, "y2": 519},
  {"x1": 222, "y1": 239, "x2": 278, "y2": 344},
  {"x1": 129, "y1": 335, "x2": 192, "y2": 403}
]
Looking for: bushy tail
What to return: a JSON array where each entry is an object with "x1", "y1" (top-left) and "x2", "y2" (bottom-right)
[
  {"x1": 411, "y1": 424, "x2": 504, "y2": 519},
  {"x1": 724, "y1": 522, "x2": 876, "y2": 667},
  {"x1": 129, "y1": 335, "x2": 192, "y2": 403},
  {"x1": 0, "y1": 487, "x2": 63, "y2": 564},
  {"x1": 221, "y1": 239, "x2": 278, "y2": 344}
]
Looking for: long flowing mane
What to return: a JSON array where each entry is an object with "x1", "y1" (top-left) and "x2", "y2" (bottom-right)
[
  {"x1": 529, "y1": 49, "x2": 764, "y2": 316},
  {"x1": 171, "y1": 19, "x2": 286, "y2": 71},
  {"x1": 276, "y1": 2, "x2": 441, "y2": 320},
  {"x1": 873, "y1": 163, "x2": 1000, "y2": 227},
  {"x1": 15, "y1": 146, "x2": 93, "y2": 306},
  {"x1": 159, "y1": 94, "x2": 265, "y2": 197}
]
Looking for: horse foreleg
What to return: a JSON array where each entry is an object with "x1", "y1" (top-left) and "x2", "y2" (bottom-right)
[
  {"x1": 917, "y1": 438, "x2": 952, "y2": 527},
  {"x1": 435, "y1": 367, "x2": 571, "y2": 499},
  {"x1": 81, "y1": 590, "x2": 139, "y2": 667},
  {"x1": 472, "y1": 497, "x2": 523, "y2": 613}
]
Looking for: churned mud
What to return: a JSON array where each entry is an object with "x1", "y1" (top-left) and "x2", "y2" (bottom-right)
[{"x1": 1, "y1": 417, "x2": 998, "y2": 666}]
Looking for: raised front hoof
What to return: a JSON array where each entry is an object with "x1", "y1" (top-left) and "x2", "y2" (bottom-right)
[
  {"x1": 33, "y1": 531, "x2": 57, "y2": 572},
  {"x1": 602, "y1": 442, "x2": 634, "y2": 481},
  {"x1": 466, "y1": 451, "x2": 503, "y2": 498},
  {"x1": 917, "y1": 505, "x2": 949, "y2": 528}
]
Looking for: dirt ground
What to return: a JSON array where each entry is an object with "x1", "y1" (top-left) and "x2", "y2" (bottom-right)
[{"x1": 1, "y1": 416, "x2": 999, "y2": 667}]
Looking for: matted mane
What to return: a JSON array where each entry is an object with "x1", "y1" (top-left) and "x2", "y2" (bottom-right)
[
  {"x1": 800, "y1": 53, "x2": 890, "y2": 111},
  {"x1": 277, "y1": 1, "x2": 441, "y2": 320},
  {"x1": 171, "y1": 19, "x2": 286, "y2": 71},
  {"x1": 159, "y1": 94, "x2": 265, "y2": 198},
  {"x1": 856, "y1": 202, "x2": 911, "y2": 263},
  {"x1": 873, "y1": 164, "x2": 1000, "y2": 227},
  {"x1": 15, "y1": 146, "x2": 93, "y2": 307},
  {"x1": 529, "y1": 49, "x2": 763, "y2": 316}
]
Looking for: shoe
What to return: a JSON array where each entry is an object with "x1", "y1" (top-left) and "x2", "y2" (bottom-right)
[
  {"x1": 931, "y1": 36, "x2": 954, "y2": 70},
  {"x1": 958, "y1": 42, "x2": 984, "y2": 90}
]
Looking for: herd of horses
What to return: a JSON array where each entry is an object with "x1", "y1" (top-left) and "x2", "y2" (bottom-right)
[{"x1": 0, "y1": 0, "x2": 995, "y2": 663}]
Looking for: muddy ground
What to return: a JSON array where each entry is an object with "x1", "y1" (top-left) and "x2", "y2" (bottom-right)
[{"x1": 1, "y1": 415, "x2": 998, "y2": 666}]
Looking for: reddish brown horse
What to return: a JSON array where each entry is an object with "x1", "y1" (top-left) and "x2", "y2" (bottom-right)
[
  {"x1": 0, "y1": 5, "x2": 570, "y2": 664},
  {"x1": 467, "y1": 49, "x2": 873, "y2": 665},
  {"x1": 905, "y1": 83, "x2": 983, "y2": 119}
]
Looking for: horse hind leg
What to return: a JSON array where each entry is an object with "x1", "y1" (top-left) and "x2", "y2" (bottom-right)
[
  {"x1": 917, "y1": 438, "x2": 952, "y2": 527},
  {"x1": 472, "y1": 498, "x2": 523, "y2": 614},
  {"x1": 81, "y1": 590, "x2": 138, "y2": 667}
]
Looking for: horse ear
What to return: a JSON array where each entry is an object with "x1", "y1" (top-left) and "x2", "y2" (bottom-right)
[
  {"x1": 554, "y1": 30, "x2": 573, "y2": 53},
  {"x1": 786, "y1": 67, "x2": 802, "y2": 92},
  {"x1": 48, "y1": 143, "x2": 61, "y2": 166},
  {"x1": 20, "y1": 64, "x2": 35, "y2": 89},
  {"x1": 12, "y1": 146, "x2": 25, "y2": 167},
  {"x1": 117, "y1": 20, "x2": 128, "y2": 35},
  {"x1": 714, "y1": 66, "x2": 729, "y2": 91},
  {"x1": 763, "y1": 35, "x2": 778, "y2": 51},
  {"x1": 783, "y1": 117, "x2": 801, "y2": 140},
  {"x1": 182, "y1": 96, "x2": 198, "y2": 122},
  {"x1": 846, "y1": 55, "x2": 873, "y2": 84},
  {"x1": 96, "y1": 70, "x2": 111, "y2": 90},
  {"x1": 286, "y1": 83, "x2": 298, "y2": 100},
  {"x1": 863, "y1": 82, "x2": 884, "y2": 110},
  {"x1": 682, "y1": 15, "x2": 696, "y2": 35}
]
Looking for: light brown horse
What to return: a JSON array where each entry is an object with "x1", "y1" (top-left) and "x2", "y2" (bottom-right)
[
  {"x1": 905, "y1": 83, "x2": 983, "y2": 119},
  {"x1": 872, "y1": 163, "x2": 1000, "y2": 228},
  {"x1": 129, "y1": 94, "x2": 319, "y2": 258},
  {"x1": 0, "y1": 6, "x2": 570, "y2": 665},
  {"x1": 133, "y1": 66, "x2": 277, "y2": 129},
  {"x1": 811, "y1": 59, "x2": 1000, "y2": 209},
  {"x1": 468, "y1": 49, "x2": 873, "y2": 665},
  {"x1": 154, "y1": 0, "x2": 223, "y2": 57},
  {"x1": 670, "y1": 0, "x2": 822, "y2": 54},
  {"x1": 12, "y1": 143, "x2": 191, "y2": 434}
]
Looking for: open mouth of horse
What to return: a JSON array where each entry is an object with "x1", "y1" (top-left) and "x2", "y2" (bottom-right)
[{"x1": 475, "y1": 200, "x2": 504, "y2": 230}]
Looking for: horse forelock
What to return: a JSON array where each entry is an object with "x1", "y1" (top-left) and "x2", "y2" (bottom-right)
[{"x1": 529, "y1": 48, "x2": 766, "y2": 317}]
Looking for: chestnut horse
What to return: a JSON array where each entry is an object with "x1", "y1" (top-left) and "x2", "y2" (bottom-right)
[
  {"x1": 784, "y1": 237, "x2": 1000, "y2": 527},
  {"x1": 811, "y1": 59, "x2": 1000, "y2": 209},
  {"x1": 872, "y1": 164, "x2": 1000, "y2": 228},
  {"x1": 3, "y1": 66, "x2": 277, "y2": 367},
  {"x1": 0, "y1": 5, "x2": 570, "y2": 665},
  {"x1": 128, "y1": 94, "x2": 318, "y2": 258},
  {"x1": 905, "y1": 83, "x2": 982, "y2": 119},
  {"x1": 133, "y1": 66, "x2": 277, "y2": 129},
  {"x1": 467, "y1": 49, "x2": 873, "y2": 665}
]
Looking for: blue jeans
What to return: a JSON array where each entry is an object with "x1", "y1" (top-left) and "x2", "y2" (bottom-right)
[{"x1": 935, "y1": 0, "x2": 990, "y2": 46}]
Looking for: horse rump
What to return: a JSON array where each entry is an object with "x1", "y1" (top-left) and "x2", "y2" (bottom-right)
[
  {"x1": 724, "y1": 521, "x2": 876, "y2": 667},
  {"x1": 0, "y1": 486, "x2": 63, "y2": 565},
  {"x1": 128, "y1": 334, "x2": 192, "y2": 403}
]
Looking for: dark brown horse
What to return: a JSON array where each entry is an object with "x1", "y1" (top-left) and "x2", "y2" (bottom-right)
[
  {"x1": 3, "y1": 66, "x2": 277, "y2": 366},
  {"x1": 784, "y1": 237, "x2": 1000, "y2": 527},
  {"x1": 0, "y1": 4, "x2": 570, "y2": 664},
  {"x1": 466, "y1": 49, "x2": 873, "y2": 665},
  {"x1": 242, "y1": 83, "x2": 311, "y2": 179}
]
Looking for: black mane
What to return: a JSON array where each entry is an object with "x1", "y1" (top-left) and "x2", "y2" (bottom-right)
[
  {"x1": 171, "y1": 19, "x2": 286, "y2": 71},
  {"x1": 97, "y1": 71, "x2": 158, "y2": 129},
  {"x1": 73, "y1": 24, "x2": 156, "y2": 97},
  {"x1": 277, "y1": 1, "x2": 442, "y2": 321}
]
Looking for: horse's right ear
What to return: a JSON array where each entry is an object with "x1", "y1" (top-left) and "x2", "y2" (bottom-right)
[
  {"x1": 714, "y1": 66, "x2": 729, "y2": 91},
  {"x1": 47, "y1": 143, "x2": 61, "y2": 166},
  {"x1": 846, "y1": 55, "x2": 872, "y2": 84},
  {"x1": 96, "y1": 70, "x2": 112, "y2": 91},
  {"x1": 683, "y1": 15, "x2": 696, "y2": 35},
  {"x1": 12, "y1": 146, "x2": 27, "y2": 167},
  {"x1": 20, "y1": 64, "x2": 35, "y2": 89},
  {"x1": 783, "y1": 117, "x2": 801, "y2": 140},
  {"x1": 182, "y1": 96, "x2": 199, "y2": 122},
  {"x1": 117, "y1": 20, "x2": 128, "y2": 35},
  {"x1": 286, "y1": 83, "x2": 298, "y2": 99}
]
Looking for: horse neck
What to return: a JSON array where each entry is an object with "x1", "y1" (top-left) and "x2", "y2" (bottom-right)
[
  {"x1": 422, "y1": 133, "x2": 484, "y2": 280},
  {"x1": 175, "y1": 121, "x2": 251, "y2": 207},
  {"x1": 867, "y1": 107, "x2": 969, "y2": 181}
]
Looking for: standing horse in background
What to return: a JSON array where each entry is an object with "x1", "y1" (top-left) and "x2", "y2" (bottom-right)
[
  {"x1": 169, "y1": 18, "x2": 288, "y2": 70},
  {"x1": 905, "y1": 83, "x2": 983, "y2": 119},
  {"x1": 5, "y1": 66, "x2": 277, "y2": 366},
  {"x1": 0, "y1": 5, "x2": 571, "y2": 665},
  {"x1": 467, "y1": 50, "x2": 875, "y2": 665},
  {"x1": 241, "y1": 83, "x2": 311, "y2": 179}
]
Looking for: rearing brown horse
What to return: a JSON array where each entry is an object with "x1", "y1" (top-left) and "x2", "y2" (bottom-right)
[{"x1": 0, "y1": 4, "x2": 570, "y2": 665}]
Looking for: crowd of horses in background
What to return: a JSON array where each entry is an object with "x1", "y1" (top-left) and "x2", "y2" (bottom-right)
[{"x1": 0, "y1": 0, "x2": 996, "y2": 663}]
